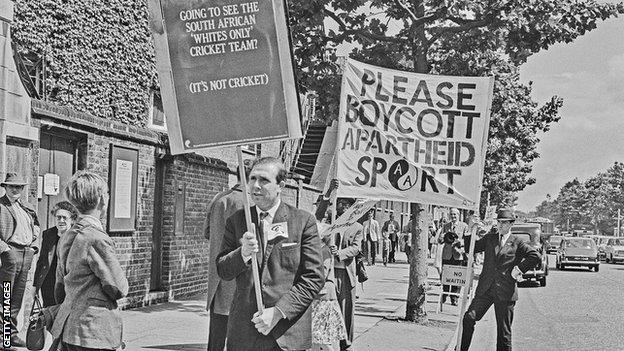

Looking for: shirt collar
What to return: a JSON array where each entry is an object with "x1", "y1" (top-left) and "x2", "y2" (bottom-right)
[{"x1": 257, "y1": 199, "x2": 281, "y2": 222}]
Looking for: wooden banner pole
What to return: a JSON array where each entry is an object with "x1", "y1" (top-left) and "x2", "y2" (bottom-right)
[
  {"x1": 455, "y1": 212, "x2": 481, "y2": 350},
  {"x1": 237, "y1": 146, "x2": 264, "y2": 312}
]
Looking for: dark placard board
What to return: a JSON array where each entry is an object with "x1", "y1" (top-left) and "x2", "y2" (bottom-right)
[
  {"x1": 148, "y1": 0, "x2": 302, "y2": 154},
  {"x1": 108, "y1": 145, "x2": 139, "y2": 233}
]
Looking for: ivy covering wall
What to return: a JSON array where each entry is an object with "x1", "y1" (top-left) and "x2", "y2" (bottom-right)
[{"x1": 13, "y1": 0, "x2": 158, "y2": 127}]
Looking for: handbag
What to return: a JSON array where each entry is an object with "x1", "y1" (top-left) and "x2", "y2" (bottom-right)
[
  {"x1": 356, "y1": 257, "x2": 368, "y2": 283},
  {"x1": 26, "y1": 292, "x2": 45, "y2": 351}
]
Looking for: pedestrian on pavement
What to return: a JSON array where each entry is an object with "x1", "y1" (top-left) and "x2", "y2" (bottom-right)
[
  {"x1": 310, "y1": 221, "x2": 347, "y2": 351},
  {"x1": 33, "y1": 201, "x2": 78, "y2": 307},
  {"x1": 52, "y1": 170, "x2": 129, "y2": 351},
  {"x1": 460, "y1": 209, "x2": 541, "y2": 351},
  {"x1": 438, "y1": 208, "x2": 468, "y2": 246},
  {"x1": 204, "y1": 160, "x2": 252, "y2": 351},
  {"x1": 0, "y1": 172, "x2": 40, "y2": 349},
  {"x1": 315, "y1": 179, "x2": 362, "y2": 351},
  {"x1": 217, "y1": 157, "x2": 325, "y2": 351},
  {"x1": 382, "y1": 213, "x2": 400, "y2": 263},
  {"x1": 428, "y1": 223, "x2": 437, "y2": 257},
  {"x1": 440, "y1": 231, "x2": 464, "y2": 306},
  {"x1": 362, "y1": 209, "x2": 380, "y2": 265}
]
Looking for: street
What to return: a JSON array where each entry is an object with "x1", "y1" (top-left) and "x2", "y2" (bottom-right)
[{"x1": 471, "y1": 259, "x2": 624, "y2": 350}]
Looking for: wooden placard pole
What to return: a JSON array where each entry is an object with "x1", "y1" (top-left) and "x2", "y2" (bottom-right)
[
  {"x1": 237, "y1": 146, "x2": 264, "y2": 312},
  {"x1": 455, "y1": 212, "x2": 481, "y2": 350}
]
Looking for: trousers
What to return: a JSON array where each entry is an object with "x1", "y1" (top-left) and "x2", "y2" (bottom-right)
[
  {"x1": 0, "y1": 247, "x2": 34, "y2": 335},
  {"x1": 461, "y1": 287, "x2": 515, "y2": 351}
]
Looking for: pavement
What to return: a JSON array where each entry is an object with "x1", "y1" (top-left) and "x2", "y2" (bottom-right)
[{"x1": 37, "y1": 252, "x2": 465, "y2": 351}]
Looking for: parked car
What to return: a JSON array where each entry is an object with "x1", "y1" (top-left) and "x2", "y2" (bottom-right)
[
  {"x1": 556, "y1": 237, "x2": 599, "y2": 272},
  {"x1": 547, "y1": 235, "x2": 564, "y2": 255},
  {"x1": 604, "y1": 238, "x2": 624, "y2": 263},
  {"x1": 512, "y1": 223, "x2": 548, "y2": 286},
  {"x1": 595, "y1": 236, "x2": 611, "y2": 260}
]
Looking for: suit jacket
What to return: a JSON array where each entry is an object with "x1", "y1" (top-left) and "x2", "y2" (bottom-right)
[
  {"x1": 0, "y1": 195, "x2": 40, "y2": 252},
  {"x1": 52, "y1": 216, "x2": 129, "y2": 349},
  {"x1": 334, "y1": 222, "x2": 363, "y2": 288},
  {"x1": 362, "y1": 219, "x2": 380, "y2": 242},
  {"x1": 438, "y1": 221, "x2": 468, "y2": 244},
  {"x1": 33, "y1": 227, "x2": 60, "y2": 290},
  {"x1": 382, "y1": 220, "x2": 400, "y2": 241},
  {"x1": 473, "y1": 229, "x2": 541, "y2": 301},
  {"x1": 216, "y1": 201, "x2": 324, "y2": 351},
  {"x1": 204, "y1": 186, "x2": 243, "y2": 315}
]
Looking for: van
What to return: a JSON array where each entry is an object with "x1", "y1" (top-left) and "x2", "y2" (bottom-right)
[{"x1": 511, "y1": 223, "x2": 548, "y2": 286}]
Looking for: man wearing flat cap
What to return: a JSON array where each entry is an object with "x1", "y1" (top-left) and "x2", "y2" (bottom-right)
[
  {"x1": 0, "y1": 173, "x2": 40, "y2": 349},
  {"x1": 460, "y1": 209, "x2": 540, "y2": 351}
]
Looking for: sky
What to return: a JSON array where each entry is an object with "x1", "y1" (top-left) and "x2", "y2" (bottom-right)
[{"x1": 517, "y1": 8, "x2": 624, "y2": 212}]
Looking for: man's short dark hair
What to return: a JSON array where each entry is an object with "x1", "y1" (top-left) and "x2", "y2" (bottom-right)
[{"x1": 251, "y1": 157, "x2": 287, "y2": 183}]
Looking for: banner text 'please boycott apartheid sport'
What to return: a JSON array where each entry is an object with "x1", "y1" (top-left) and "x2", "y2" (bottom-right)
[{"x1": 336, "y1": 59, "x2": 494, "y2": 209}]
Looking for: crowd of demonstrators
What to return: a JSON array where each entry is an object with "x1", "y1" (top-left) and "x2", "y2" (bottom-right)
[
  {"x1": 0, "y1": 173, "x2": 40, "y2": 349},
  {"x1": 382, "y1": 213, "x2": 400, "y2": 263},
  {"x1": 48, "y1": 171, "x2": 129, "y2": 351},
  {"x1": 314, "y1": 179, "x2": 362, "y2": 351},
  {"x1": 361, "y1": 209, "x2": 380, "y2": 265},
  {"x1": 33, "y1": 201, "x2": 78, "y2": 308},
  {"x1": 204, "y1": 160, "x2": 252, "y2": 351},
  {"x1": 216, "y1": 157, "x2": 324, "y2": 351}
]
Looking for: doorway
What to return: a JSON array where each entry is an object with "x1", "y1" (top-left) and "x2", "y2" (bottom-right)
[{"x1": 38, "y1": 128, "x2": 86, "y2": 229}]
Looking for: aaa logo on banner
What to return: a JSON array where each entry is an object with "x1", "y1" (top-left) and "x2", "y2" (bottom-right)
[{"x1": 335, "y1": 59, "x2": 494, "y2": 210}]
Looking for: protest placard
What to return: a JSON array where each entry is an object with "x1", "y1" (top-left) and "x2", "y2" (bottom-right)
[
  {"x1": 148, "y1": 0, "x2": 301, "y2": 154},
  {"x1": 335, "y1": 59, "x2": 494, "y2": 210},
  {"x1": 318, "y1": 199, "x2": 378, "y2": 238}
]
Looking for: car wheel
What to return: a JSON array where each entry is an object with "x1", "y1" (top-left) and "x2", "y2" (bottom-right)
[
  {"x1": 610, "y1": 255, "x2": 615, "y2": 264},
  {"x1": 539, "y1": 276, "x2": 546, "y2": 287},
  {"x1": 594, "y1": 265, "x2": 600, "y2": 272},
  {"x1": 606, "y1": 255, "x2": 610, "y2": 263},
  {"x1": 560, "y1": 264, "x2": 566, "y2": 270}
]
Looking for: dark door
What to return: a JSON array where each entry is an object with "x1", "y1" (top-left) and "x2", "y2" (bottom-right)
[{"x1": 38, "y1": 129, "x2": 85, "y2": 229}]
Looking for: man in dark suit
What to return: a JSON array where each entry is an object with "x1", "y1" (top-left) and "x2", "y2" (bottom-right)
[
  {"x1": 461, "y1": 209, "x2": 541, "y2": 351},
  {"x1": 216, "y1": 157, "x2": 324, "y2": 351},
  {"x1": 0, "y1": 173, "x2": 40, "y2": 349},
  {"x1": 204, "y1": 161, "x2": 251, "y2": 351}
]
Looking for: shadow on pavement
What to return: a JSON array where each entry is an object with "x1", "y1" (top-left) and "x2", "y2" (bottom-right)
[
  {"x1": 127, "y1": 300, "x2": 207, "y2": 314},
  {"x1": 142, "y1": 343, "x2": 207, "y2": 350}
]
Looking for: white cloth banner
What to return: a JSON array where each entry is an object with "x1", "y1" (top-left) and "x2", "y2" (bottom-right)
[{"x1": 336, "y1": 59, "x2": 494, "y2": 210}]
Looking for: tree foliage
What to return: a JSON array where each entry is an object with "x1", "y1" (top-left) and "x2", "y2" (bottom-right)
[
  {"x1": 536, "y1": 163, "x2": 624, "y2": 234},
  {"x1": 12, "y1": 0, "x2": 158, "y2": 126},
  {"x1": 289, "y1": 0, "x2": 622, "y2": 210}
]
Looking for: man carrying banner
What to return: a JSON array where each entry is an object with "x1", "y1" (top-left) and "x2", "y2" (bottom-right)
[
  {"x1": 315, "y1": 180, "x2": 362, "y2": 351},
  {"x1": 382, "y1": 213, "x2": 400, "y2": 263},
  {"x1": 217, "y1": 157, "x2": 324, "y2": 351},
  {"x1": 460, "y1": 209, "x2": 540, "y2": 351},
  {"x1": 204, "y1": 160, "x2": 252, "y2": 351}
]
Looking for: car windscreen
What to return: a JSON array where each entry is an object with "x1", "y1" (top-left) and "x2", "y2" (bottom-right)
[
  {"x1": 567, "y1": 239, "x2": 595, "y2": 248},
  {"x1": 514, "y1": 233, "x2": 532, "y2": 243},
  {"x1": 549, "y1": 237, "x2": 563, "y2": 244},
  {"x1": 614, "y1": 239, "x2": 624, "y2": 246}
]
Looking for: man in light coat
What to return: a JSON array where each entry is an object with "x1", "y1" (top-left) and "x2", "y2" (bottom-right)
[
  {"x1": 0, "y1": 173, "x2": 40, "y2": 349},
  {"x1": 362, "y1": 209, "x2": 380, "y2": 265},
  {"x1": 315, "y1": 179, "x2": 362, "y2": 351}
]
